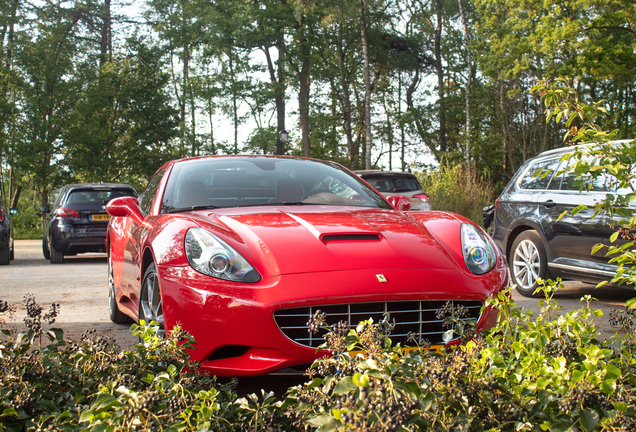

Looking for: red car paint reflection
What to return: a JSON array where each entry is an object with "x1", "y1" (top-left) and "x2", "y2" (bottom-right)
[{"x1": 106, "y1": 156, "x2": 507, "y2": 376}]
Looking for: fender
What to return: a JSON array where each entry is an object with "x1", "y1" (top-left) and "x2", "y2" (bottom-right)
[{"x1": 504, "y1": 218, "x2": 554, "y2": 262}]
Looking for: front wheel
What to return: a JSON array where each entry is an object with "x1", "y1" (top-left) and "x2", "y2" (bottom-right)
[
  {"x1": 42, "y1": 235, "x2": 50, "y2": 260},
  {"x1": 138, "y1": 263, "x2": 164, "y2": 337},
  {"x1": 509, "y1": 230, "x2": 550, "y2": 297},
  {"x1": 0, "y1": 245, "x2": 9, "y2": 265}
]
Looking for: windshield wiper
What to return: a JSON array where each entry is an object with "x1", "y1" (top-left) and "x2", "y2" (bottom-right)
[{"x1": 166, "y1": 204, "x2": 218, "y2": 213}]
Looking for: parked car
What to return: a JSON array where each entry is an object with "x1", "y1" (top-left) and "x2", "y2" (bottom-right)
[
  {"x1": 0, "y1": 196, "x2": 17, "y2": 265},
  {"x1": 355, "y1": 170, "x2": 432, "y2": 210},
  {"x1": 106, "y1": 155, "x2": 508, "y2": 376},
  {"x1": 41, "y1": 183, "x2": 138, "y2": 264},
  {"x1": 488, "y1": 144, "x2": 631, "y2": 297}
]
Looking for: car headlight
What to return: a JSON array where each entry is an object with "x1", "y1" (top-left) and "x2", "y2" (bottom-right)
[
  {"x1": 185, "y1": 228, "x2": 261, "y2": 283},
  {"x1": 461, "y1": 223, "x2": 496, "y2": 274}
]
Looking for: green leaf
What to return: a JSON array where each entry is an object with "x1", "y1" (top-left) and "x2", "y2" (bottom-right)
[
  {"x1": 352, "y1": 372, "x2": 369, "y2": 387},
  {"x1": 610, "y1": 231, "x2": 620, "y2": 243},
  {"x1": 579, "y1": 408, "x2": 599, "y2": 431},
  {"x1": 332, "y1": 376, "x2": 357, "y2": 395}
]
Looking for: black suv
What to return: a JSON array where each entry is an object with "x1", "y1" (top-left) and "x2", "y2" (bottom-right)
[
  {"x1": 489, "y1": 145, "x2": 629, "y2": 297},
  {"x1": 41, "y1": 184, "x2": 137, "y2": 264},
  {"x1": 0, "y1": 196, "x2": 17, "y2": 265}
]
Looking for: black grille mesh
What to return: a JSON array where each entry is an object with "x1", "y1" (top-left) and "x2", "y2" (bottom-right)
[{"x1": 274, "y1": 300, "x2": 483, "y2": 348}]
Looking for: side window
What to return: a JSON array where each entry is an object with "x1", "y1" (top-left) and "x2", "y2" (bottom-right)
[
  {"x1": 558, "y1": 159, "x2": 608, "y2": 192},
  {"x1": 139, "y1": 169, "x2": 166, "y2": 215},
  {"x1": 518, "y1": 159, "x2": 560, "y2": 190}
]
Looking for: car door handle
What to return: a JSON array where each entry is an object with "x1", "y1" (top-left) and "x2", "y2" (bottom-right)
[{"x1": 543, "y1": 200, "x2": 556, "y2": 207}]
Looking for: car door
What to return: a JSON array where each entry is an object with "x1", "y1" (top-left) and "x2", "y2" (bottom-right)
[
  {"x1": 539, "y1": 160, "x2": 606, "y2": 269},
  {"x1": 602, "y1": 178, "x2": 636, "y2": 267},
  {"x1": 121, "y1": 170, "x2": 166, "y2": 306}
]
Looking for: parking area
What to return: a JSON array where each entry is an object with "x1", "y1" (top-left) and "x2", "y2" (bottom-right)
[{"x1": 0, "y1": 240, "x2": 633, "y2": 348}]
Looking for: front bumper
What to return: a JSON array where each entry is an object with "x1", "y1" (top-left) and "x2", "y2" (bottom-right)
[{"x1": 158, "y1": 260, "x2": 507, "y2": 377}]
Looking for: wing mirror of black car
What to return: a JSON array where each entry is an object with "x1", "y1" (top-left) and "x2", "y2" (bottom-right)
[
  {"x1": 39, "y1": 205, "x2": 50, "y2": 213},
  {"x1": 482, "y1": 204, "x2": 495, "y2": 229},
  {"x1": 9, "y1": 208, "x2": 18, "y2": 215},
  {"x1": 386, "y1": 195, "x2": 412, "y2": 211}
]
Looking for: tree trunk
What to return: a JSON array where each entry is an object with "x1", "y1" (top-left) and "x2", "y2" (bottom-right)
[
  {"x1": 434, "y1": 0, "x2": 446, "y2": 153},
  {"x1": 337, "y1": 19, "x2": 355, "y2": 166},
  {"x1": 265, "y1": 43, "x2": 286, "y2": 155},
  {"x1": 458, "y1": 0, "x2": 472, "y2": 183},
  {"x1": 99, "y1": 0, "x2": 111, "y2": 68},
  {"x1": 299, "y1": 56, "x2": 310, "y2": 157},
  {"x1": 358, "y1": 0, "x2": 372, "y2": 169}
]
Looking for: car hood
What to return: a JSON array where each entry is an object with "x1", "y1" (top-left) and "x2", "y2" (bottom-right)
[{"x1": 189, "y1": 207, "x2": 458, "y2": 276}]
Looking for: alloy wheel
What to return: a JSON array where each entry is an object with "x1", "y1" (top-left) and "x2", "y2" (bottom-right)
[
  {"x1": 140, "y1": 269, "x2": 164, "y2": 336},
  {"x1": 512, "y1": 239, "x2": 540, "y2": 289}
]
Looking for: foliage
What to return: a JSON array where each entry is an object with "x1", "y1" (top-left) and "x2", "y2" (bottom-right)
[
  {"x1": 532, "y1": 79, "x2": 636, "y2": 290},
  {"x1": 0, "y1": 295, "x2": 287, "y2": 431},
  {"x1": 4, "y1": 282, "x2": 636, "y2": 431},
  {"x1": 417, "y1": 163, "x2": 496, "y2": 226}
]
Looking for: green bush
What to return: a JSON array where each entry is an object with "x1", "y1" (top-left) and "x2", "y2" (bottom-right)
[
  {"x1": 2, "y1": 284, "x2": 636, "y2": 432},
  {"x1": 417, "y1": 164, "x2": 496, "y2": 226}
]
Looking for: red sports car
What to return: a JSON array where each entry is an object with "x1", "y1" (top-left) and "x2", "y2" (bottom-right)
[{"x1": 106, "y1": 156, "x2": 507, "y2": 376}]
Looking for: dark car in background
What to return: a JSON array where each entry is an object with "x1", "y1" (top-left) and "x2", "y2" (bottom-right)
[
  {"x1": 0, "y1": 196, "x2": 17, "y2": 265},
  {"x1": 355, "y1": 170, "x2": 432, "y2": 211},
  {"x1": 41, "y1": 184, "x2": 137, "y2": 264},
  {"x1": 489, "y1": 144, "x2": 630, "y2": 297}
]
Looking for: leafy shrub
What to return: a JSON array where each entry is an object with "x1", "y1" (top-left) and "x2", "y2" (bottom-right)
[
  {"x1": 286, "y1": 279, "x2": 636, "y2": 431},
  {"x1": 417, "y1": 164, "x2": 496, "y2": 226},
  {"x1": 3, "y1": 286, "x2": 636, "y2": 431}
]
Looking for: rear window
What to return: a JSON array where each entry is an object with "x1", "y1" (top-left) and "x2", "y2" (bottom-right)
[
  {"x1": 65, "y1": 189, "x2": 136, "y2": 205},
  {"x1": 363, "y1": 175, "x2": 421, "y2": 192}
]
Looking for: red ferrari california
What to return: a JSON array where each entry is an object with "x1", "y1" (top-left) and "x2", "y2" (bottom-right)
[{"x1": 106, "y1": 156, "x2": 507, "y2": 376}]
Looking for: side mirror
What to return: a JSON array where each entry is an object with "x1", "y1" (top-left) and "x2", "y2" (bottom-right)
[
  {"x1": 107, "y1": 196, "x2": 143, "y2": 222},
  {"x1": 39, "y1": 205, "x2": 50, "y2": 213},
  {"x1": 386, "y1": 195, "x2": 412, "y2": 212},
  {"x1": 9, "y1": 208, "x2": 18, "y2": 215}
]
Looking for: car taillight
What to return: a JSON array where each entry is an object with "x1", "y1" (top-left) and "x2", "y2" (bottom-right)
[
  {"x1": 413, "y1": 193, "x2": 430, "y2": 200},
  {"x1": 55, "y1": 207, "x2": 78, "y2": 218},
  {"x1": 495, "y1": 198, "x2": 500, "y2": 210},
  {"x1": 0, "y1": 208, "x2": 3, "y2": 221}
]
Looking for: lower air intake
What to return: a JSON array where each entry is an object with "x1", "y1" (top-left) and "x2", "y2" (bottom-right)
[{"x1": 274, "y1": 300, "x2": 483, "y2": 348}]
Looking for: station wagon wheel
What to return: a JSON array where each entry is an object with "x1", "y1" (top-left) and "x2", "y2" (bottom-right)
[
  {"x1": 139, "y1": 263, "x2": 165, "y2": 337},
  {"x1": 510, "y1": 230, "x2": 549, "y2": 298},
  {"x1": 49, "y1": 235, "x2": 64, "y2": 264},
  {"x1": 108, "y1": 246, "x2": 131, "y2": 324}
]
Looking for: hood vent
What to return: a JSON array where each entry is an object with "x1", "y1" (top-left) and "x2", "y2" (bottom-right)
[{"x1": 321, "y1": 233, "x2": 381, "y2": 242}]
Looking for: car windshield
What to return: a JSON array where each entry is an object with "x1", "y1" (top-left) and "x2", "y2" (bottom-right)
[
  {"x1": 362, "y1": 175, "x2": 421, "y2": 193},
  {"x1": 161, "y1": 157, "x2": 392, "y2": 212}
]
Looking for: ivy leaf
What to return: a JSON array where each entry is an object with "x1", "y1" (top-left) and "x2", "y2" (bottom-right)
[
  {"x1": 579, "y1": 408, "x2": 599, "y2": 431},
  {"x1": 332, "y1": 376, "x2": 357, "y2": 395}
]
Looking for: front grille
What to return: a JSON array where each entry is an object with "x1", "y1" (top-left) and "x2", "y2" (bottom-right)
[{"x1": 274, "y1": 300, "x2": 483, "y2": 348}]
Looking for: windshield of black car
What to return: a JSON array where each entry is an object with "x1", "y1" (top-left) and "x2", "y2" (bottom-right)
[
  {"x1": 362, "y1": 175, "x2": 421, "y2": 193},
  {"x1": 160, "y1": 157, "x2": 392, "y2": 212},
  {"x1": 64, "y1": 189, "x2": 137, "y2": 209}
]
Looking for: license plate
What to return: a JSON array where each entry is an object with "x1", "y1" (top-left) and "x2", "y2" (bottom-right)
[
  {"x1": 348, "y1": 344, "x2": 443, "y2": 357},
  {"x1": 90, "y1": 214, "x2": 111, "y2": 221}
]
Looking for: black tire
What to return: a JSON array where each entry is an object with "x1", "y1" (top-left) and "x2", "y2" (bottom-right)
[
  {"x1": 0, "y1": 245, "x2": 9, "y2": 265},
  {"x1": 509, "y1": 230, "x2": 550, "y2": 297},
  {"x1": 49, "y1": 236, "x2": 64, "y2": 264},
  {"x1": 9, "y1": 241, "x2": 14, "y2": 261},
  {"x1": 108, "y1": 248, "x2": 131, "y2": 324},
  {"x1": 42, "y1": 235, "x2": 51, "y2": 260},
  {"x1": 138, "y1": 263, "x2": 165, "y2": 337}
]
